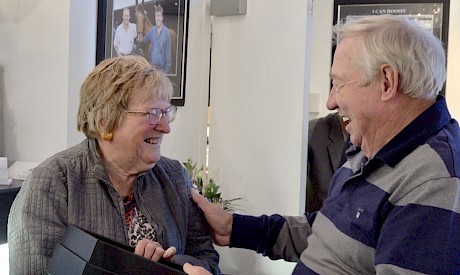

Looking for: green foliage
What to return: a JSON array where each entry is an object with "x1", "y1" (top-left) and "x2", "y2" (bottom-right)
[
  {"x1": 203, "y1": 178, "x2": 221, "y2": 202},
  {"x1": 183, "y1": 157, "x2": 242, "y2": 212},
  {"x1": 183, "y1": 158, "x2": 204, "y2": 193}
]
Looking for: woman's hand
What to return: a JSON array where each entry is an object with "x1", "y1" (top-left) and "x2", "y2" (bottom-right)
[
  {"x1": 134, "y1": 239, "x2": 176, "y2": 262},
  {"x1": 183, "y1": 263, "x2": 212, "y2": 275}
]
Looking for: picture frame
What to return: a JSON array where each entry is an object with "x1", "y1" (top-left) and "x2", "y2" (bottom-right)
[
  {"x1": 333, "y1": 0, "x2": 450, "y2": 95},
  {"x1": 96, "y1": 0, "x2": 190, "y2": 106}
]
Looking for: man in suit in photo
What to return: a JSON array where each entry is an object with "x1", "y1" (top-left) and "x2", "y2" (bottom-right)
[{"x1": 306, "y1": 88, "x2": 349, "y2": 212}]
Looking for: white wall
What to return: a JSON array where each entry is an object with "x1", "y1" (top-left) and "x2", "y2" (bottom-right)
[
  {"x1": 309, "y1": 0, "x2": 334, "y2": 119},
  {"x1": 446, "y1": 1, "x2": 460, "y2": 120},
  {"x1": 67, "y1": 1, "x2": 97, "y2": 148},
  {"x1": 207, "y1": 0, "x2": 312, "y2": 273},
  {"x1": 0, "y1": 0, "x2": 70, "y2": 166},
  {"x1": 160, "y1": 0, "x2": 211, "y2": 167}
]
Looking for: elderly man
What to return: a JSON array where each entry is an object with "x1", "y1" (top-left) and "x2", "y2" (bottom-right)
[{"x1": 184, "y1": 15, "x2": 460, "y2": 275}]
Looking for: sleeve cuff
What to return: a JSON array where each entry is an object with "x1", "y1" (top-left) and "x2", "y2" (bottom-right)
[{"x1": 230, "y1": 213, "x2": 285, "y2": 255}]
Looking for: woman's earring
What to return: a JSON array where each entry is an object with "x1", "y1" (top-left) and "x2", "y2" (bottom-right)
[{"x1": 101, "y1": 132, "x2": 113, "y2": 141}]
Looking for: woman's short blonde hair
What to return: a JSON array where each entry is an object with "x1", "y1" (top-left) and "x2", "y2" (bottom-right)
[{"x1": 77, "y1": 55, "x2": 173, "y2": 138}]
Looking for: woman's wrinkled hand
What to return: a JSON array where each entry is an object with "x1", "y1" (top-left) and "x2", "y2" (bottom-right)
[{"x1": 134, "y1": 239, "x2": 177, "y2": 262}]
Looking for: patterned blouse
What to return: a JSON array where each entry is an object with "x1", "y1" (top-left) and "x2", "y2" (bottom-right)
[{"x1": 123, "y1": 193, "x2": 157, "y2": 247}]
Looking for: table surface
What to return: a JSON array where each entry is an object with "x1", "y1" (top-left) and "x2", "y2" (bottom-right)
[
  {"x1": 0, "y1": 179, "x2": 23, "y2": 244},
  {"x1": 0, "y1": 179, "x2": 23, "y2": 192}
]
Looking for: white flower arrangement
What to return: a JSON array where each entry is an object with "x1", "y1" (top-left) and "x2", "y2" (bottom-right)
[{"x1": 183, "y1": 157, "x2": 242, "y2": 212}]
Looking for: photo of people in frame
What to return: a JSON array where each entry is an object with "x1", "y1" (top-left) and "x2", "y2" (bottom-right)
[
  {"x1": 100, "y1": 0, "x2": 189, "y2": 103},
  {"x1": 111, "y1": 0, "x2": 181, "y2": 75}
]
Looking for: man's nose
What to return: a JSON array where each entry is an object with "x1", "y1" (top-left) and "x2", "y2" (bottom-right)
[{"x1": 326, "y1": 87, "x2": 338, "y2": 110}]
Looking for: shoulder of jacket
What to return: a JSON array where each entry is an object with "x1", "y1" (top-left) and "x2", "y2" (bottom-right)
[{"x1": 156, "y1": 156, "x2": 183, "y2": 171}]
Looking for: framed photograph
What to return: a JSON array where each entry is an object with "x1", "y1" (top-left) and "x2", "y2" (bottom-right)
[
  {"x1": 333, "y1": 0, "x2": 450, "y2": 94},
  {"x1": 97, "y1": 0, "x2": 190, "y2": 106}
]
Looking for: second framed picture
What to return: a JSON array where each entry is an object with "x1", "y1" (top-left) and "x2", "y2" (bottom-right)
[
  {"x1": 334, "y1": 0, "x2": 449, "y2": 45},
  {"x1": 333, "y1": 0, "x2": 450, "y2": 94},
  {"x1": 97, "y1": 0, "x2": 190, "y2": 106}
]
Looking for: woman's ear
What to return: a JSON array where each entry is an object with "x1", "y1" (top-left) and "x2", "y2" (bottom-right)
[
  {"x1": 380, "y1": 64, "x2": 399, "y2": 102},
  {"x1": 98, "y1": 118, "x2": 112, "y2": 141}
]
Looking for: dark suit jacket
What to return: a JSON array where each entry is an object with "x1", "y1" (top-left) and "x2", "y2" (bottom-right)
[{"x1": 306, "y1": 112, "x2": 346, "y2": 212}]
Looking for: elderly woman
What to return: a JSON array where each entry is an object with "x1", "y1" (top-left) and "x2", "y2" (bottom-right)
[{"x1": 8, "y1": 56, "x2": 220, "y2": 274}]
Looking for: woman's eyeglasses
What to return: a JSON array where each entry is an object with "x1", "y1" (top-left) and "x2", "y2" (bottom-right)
[{"x1": 124, "y1": 105, "x2": 177, "y2": 125}]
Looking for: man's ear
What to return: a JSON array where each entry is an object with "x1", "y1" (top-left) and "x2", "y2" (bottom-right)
[{"x1": 380, "y1": 64, "x2": 399, "y2": 102}]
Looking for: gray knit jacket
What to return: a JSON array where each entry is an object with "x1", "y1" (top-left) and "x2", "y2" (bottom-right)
[{"x1": 8, "y1": 138, "x2": 220, "y2": 274}]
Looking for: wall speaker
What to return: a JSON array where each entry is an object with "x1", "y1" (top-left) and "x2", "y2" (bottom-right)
[{"x1": 210, "y1": 0, "x2": 247, "y2": 16}]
